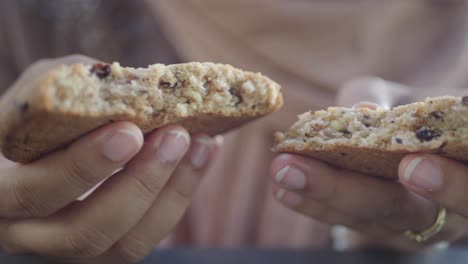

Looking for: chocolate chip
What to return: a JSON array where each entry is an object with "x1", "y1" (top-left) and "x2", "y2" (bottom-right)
[
  {"x1": 160, "y1": 79, "x2": 179, "y2": 89},
  {"x1": 159, "y1": 81, "x2": 170, "y2": 88},
  {"x1": 203, "y1": 76, "x2": 213, "y2": 86},
  {"x1": 90, "y1": 63, "x2": 111, "y2": 79},
  {"x1": 125, "y1": 75, "x2": 139, "y2": 84},
  {"x1": 429, "y1": 111, "x2": 444, "y2": 119},
  {"x1": 395, "y1": 138, "x2": 403, "y2": 144},
  {"x1": 229, "y1": 87, "x2": 243, "y2": 106},
  {"x1": 358, "y1": 115, "x2": 371, "y2": 127},
  {"x1": 415, "y1": 128, "x2": 441, "y2": 142},
  {"x1": 340, "y1": 152, "x2": 347, "y2": 157},
  {"x1": 16, "y1": 101, "x2": 29, "y2": 113},
  {"x1": 361, "y1": 121, "x2": 371, "y2": 127},
  {"x1": 342, "y1": 129, "x2": 352, "y2": 138},
  {"x1": 438, "y1": 141, "x2": 448, "y2": 152},
  {"x1": 462, "y1": 96, "x2": 468, "y2": 105}
]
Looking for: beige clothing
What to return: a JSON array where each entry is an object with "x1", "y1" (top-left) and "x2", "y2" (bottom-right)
[{"x1": 150, "y1": 0, "x2": 468, "y2": 248}]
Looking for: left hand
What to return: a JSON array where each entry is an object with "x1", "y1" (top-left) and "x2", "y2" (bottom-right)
[{"x1": 270, "y1": 77, "x2": 468, "y2": 251}]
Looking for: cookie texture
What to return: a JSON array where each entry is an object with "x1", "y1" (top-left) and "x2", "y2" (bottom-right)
[
  {"x1": 0, "y1": 62, "x2": 283, "y2": 163},
  {"x1": 273, "y1": 96, "x2": 468, "y2": 179}
]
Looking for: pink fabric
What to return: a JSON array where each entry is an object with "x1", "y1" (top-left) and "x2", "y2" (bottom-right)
[{"x1": 149, "y1": 0, "x2": 468, "y2": 248}]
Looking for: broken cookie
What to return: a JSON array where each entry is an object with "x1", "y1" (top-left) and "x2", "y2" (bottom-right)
[
  {"x1": 0, "y1": 62, "x2": 283, "y2": 163},
  {"x1": 273, "y1": 96, "x2": 468, "y2": 178}
]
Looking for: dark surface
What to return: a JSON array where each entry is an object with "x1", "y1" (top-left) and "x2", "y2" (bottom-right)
[{"x1": 2, "y1": 247, "x2": 468, "y2": 264}]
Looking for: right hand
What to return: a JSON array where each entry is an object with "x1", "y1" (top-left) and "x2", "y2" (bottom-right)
[
  {"x1": 271, "y1": 77, "x2": 468, "y2": 252},
  {"x1": 0, "y1": 55, "x2": 223, "y2": 263}
]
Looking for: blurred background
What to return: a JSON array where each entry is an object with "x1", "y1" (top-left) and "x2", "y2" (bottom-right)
[{"x1": 0, "y1": 0, "x2": 179, "y2": 91}]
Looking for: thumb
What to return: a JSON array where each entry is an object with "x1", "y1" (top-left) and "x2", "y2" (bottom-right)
[{"x1": 399, "y1": 154, "x2": 468, "y2": 218}]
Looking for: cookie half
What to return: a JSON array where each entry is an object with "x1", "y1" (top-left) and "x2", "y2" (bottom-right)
[
  {"x1": 0, "y1": 62, "x2": 283, "y2": 163},
  {"x1": 273, "y1": 96, "x2": 468, "y2": 178}
]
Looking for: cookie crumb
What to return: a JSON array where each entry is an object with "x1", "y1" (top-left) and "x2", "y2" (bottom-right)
[
  {"x1": 16, "y1": 101, "x2": 29, "y2": 113},
  {"x1": 330, "y1": 120, "x2": 347, "y2": 131},
  {"x1": 429, "y1": 111, "x2": 444, "y2": 119},
  {"x1": 90, "y1": 63, "x2": 111, "y2": 79},
  {"x1": 462, "y1": 96, "x2": 468, "y2": 105},
  {"x1": 159, "y1": 80, "x2": 172, "y2": 89},
  {"x1": 229, "y1": 87, "x2": 243, "y2": 106}
]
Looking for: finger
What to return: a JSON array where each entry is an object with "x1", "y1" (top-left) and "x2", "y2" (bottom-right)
[
  {"x1": 0, "y1": 121, "x2": 143, "y2": 218},
  {"x1": 273, "y1": 184, "x2": 468, "y2": 248},
  {"x1": 0, "y1": 126, "x2": 190, "y2": 258},
  {"x1": 272, "y1": 186, "x2": 395, "y2": 238},
  {"x1": 12, "y1": 55, "x2": 99, "y2": 89},
  {"x1": 270, "y1": 153, "x2": 437, "y2": 232},
  {"x1": 399, "y1": 154, "x2": 468, "y2": 218},
  {"x1": 106, "y1": 134, "x2": 223, "y2": 263},
  {"x1": 51, "y1": 54, "x2": 100, "y2": 65},
  {"x1": 336, "y1": 77, "x2": 413, "y2": 108}
]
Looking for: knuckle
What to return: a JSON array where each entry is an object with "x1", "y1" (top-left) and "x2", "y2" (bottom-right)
[
  {"x1": 322, "y1": 177, "x2": 339, "y2": 203},
  {"x1": 12, "y1": 178, "x2": 50, "y2": 217},
  {"x1": 129, "y1": 171, "x2": 167, "y2": 204},
  {"x1": 453, "y1": 198, "x2": 468, "y2": 218},
  {"x1": 173, "y1": 188, "x2": 193, "y2": 204},
  {"x1": 0, "y1": 224, "x2": 29, "y2": 255},
  {"x1": 354, "y1": 218, "x2": 383, "y2": 237},
  {"x1": 64, "y1": 153, "x2": 102, "y2": 190},
  {"x1": 1, "y1": 241, "x2": 27, "y2": 256},
  {"x1": 454, "y1": 180, "x2": 468, "y2": 217},
  {"x1": 298, "y1": 201, "x2": 326, "y2": 219},
  {"x1": 64, "y1": 228, "x2": 112, "y2": 258},
  {"x1": 172, "y1": 180, "x2": 196, "y2": 203},
  {"x1": 315, "y1": 205, "x2": 331, "y2": 221},
  {"x1": 379, "y1": 192, "x2": 408, "y2": 221},
  {"x1": 114, "y1": 237, "x2": 151, "y2": 264}
]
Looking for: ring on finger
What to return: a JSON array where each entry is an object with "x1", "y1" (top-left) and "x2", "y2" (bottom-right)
[{"x1": 403, "y1": 207, "x2": 447, "y2": 243}]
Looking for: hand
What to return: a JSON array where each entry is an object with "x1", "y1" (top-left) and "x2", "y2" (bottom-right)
[
  {"x1": 0, "y1": 56, "x2": 223, "y2": 263},
  {"x1": 270, "y1": 77, "x2": 468, "y2": 251}
]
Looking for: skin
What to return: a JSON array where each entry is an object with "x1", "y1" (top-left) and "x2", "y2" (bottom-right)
[
  {"x1": 0, "y1": 56, "x2": 223, "y2": 263},
  {"x1": 270, "y1": 77, "x2": 468, "y2": 251}
]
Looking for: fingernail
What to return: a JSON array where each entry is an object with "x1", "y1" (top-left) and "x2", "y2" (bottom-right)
[
  {"x1": 189, "y1": 136, "x2": 215, "y2": 169},
  {"x1": 156, "y1": 129, "x2": 189, "y2": 163},
  {"x1": 214, "y1": 135, "x2": 224, "y2": 146},
  {"x1": 276, "y1": 189, "x2": 302, "y2": 206},
  {"x1": 102, "y1": 129, "x2": 142, "y2": 162},
  {"x1": 352, "y1": 101, "x2": 380, "y2": 110},
  {"x1": 275, "y1": 166, "x2": 307, "y2": 190},
  {"x1": 403, "y1": 157, "x2": 443, "y2": 191}
]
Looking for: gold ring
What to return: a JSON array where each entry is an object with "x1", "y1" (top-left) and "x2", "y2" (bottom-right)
[{"x1": 404, "y1": 207, "x2": 447, "y2": 243}]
